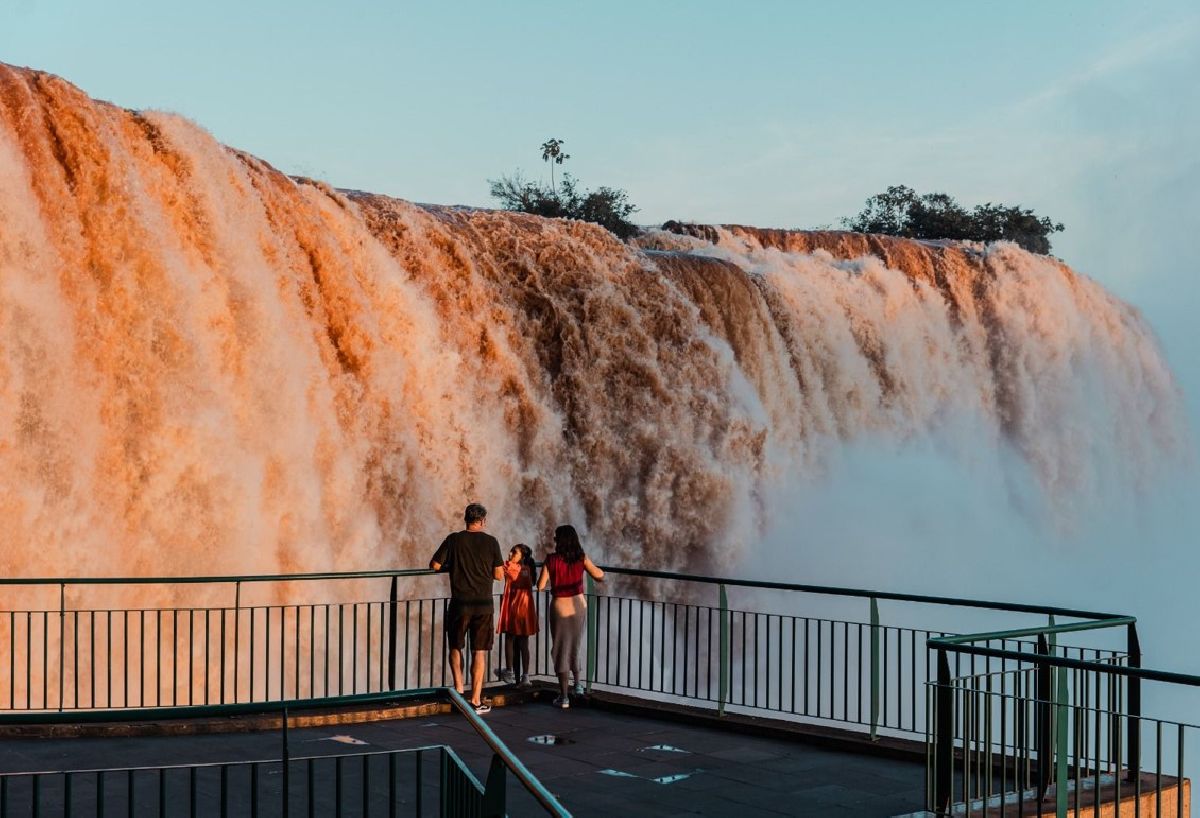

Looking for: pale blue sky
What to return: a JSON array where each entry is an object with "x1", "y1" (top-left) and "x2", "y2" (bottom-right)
[{"x1": 3, "y1": 0, "x2": 1198, "y2": 382}]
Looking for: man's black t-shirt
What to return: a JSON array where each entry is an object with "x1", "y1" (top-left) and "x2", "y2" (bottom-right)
[{"x1": 431, "y1": 530, "x2": 503, "y2": 605}]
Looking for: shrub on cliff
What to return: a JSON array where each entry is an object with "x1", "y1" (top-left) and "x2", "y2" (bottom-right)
[
  {"x1": 489, "y1": 172, "x2": 640, "y2": 239},
  {"x1": 489, "y1": 139, "x2": 640, "y2": 239},
  {"x1": 843, "y1": 185, "x2": 1064, "y2": 253}
]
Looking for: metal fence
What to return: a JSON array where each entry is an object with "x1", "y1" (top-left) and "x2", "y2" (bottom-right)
[
  {"x1": 2, "y1": 565, "x2": 1196, "y2": 817},
  {"x1": 926, "y1": 618, "x2": 1199, "y2": 816},
  {"x1": 582, "y1": 569, "x2": 1131, "y2": 743},
  {"x1": 0, "y1": 688, "x2": 569, "y2": 817}
]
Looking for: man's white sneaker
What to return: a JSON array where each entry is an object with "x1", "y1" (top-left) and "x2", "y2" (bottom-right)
[
  {"x1": 572, "y1": 682, "x2": 586, "y2": 697},
  {"x1": 553, "y1": 696, "x2": 570, "y2": 709}
]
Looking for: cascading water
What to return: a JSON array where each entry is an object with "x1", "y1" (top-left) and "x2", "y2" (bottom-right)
[{"x1": 0, "y1": 63, "x2": 1187, "y2": 587}]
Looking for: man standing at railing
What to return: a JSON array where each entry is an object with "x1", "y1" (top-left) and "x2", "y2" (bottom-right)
[{"x1": 430, "y1": 503, "x2": 505, "y2": 715}]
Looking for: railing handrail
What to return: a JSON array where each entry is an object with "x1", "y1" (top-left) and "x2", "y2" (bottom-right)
[
  {"x1": 0, "y1": 687, "x2": 443, "y2": 725},
  {"x1": 596, "y1": 565, "x2": 1128, "y2": 621},
  {"x1": 0, "y1": 565, "x2": 1125, "y2": 623},
  {"x1": 929, "y1": 616, "x2": 1137, "y2": 645},
  {"x1": 447, "y1": 689, "x2": 572, "y2": 817},
  {"x1": 0, "y1": 743, "x2": 449, "y2": 779},
  {"x1": 0, "y1": 568, "x2": 438, "y2": 587},
  {"x1": 928, "y1": 639, "x2": 1200, "y2": 686}
]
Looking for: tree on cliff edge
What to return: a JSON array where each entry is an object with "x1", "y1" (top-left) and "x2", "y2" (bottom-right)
[
  {"x1": 843, "y1": 185, "x2": 1064, "y2": 253},
  {"x1": 540, "y1": 138, "x2": 570, "y2": 194}
]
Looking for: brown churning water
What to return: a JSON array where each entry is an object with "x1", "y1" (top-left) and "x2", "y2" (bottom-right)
[{"x1": 0, "y1": 64, "x2": 1185, "y2": 584}]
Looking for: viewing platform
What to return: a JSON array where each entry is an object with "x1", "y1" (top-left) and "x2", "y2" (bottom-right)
[{"x1": 0, "y1": 567, "x2": 1194, "y2": 816}]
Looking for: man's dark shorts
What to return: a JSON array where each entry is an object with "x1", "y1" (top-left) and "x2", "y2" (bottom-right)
[{"x1": 445, "y1": 601, "x2": 494, "y2": 651}]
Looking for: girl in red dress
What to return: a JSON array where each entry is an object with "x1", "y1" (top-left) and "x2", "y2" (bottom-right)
[{"x1": 496, "y1": 543, "x2": 538, "y2": 686}]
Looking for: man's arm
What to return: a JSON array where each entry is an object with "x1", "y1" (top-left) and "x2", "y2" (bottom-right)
[
  {"x1": 430, "y1": 536, "x2": 451, "y2": 572},
  {"x1": 491, "y1": 540, "x2": 504, "y2": 581}
]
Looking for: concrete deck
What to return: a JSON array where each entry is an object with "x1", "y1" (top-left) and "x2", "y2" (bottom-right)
[{"x1": 0, "y1": 695, "x2": 930, "y2": 816}]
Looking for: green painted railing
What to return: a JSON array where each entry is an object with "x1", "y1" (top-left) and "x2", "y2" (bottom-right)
[
  {"x1": 3, "y1": 564, "x2": 1197, "y2": 817},
  {"x1": 0, "y1": 686, "x2": 570, "y2": 816}
]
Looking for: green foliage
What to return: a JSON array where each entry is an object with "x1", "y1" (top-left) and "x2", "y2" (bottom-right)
[
  {"x1": 489, "y1": 139, "x2": 640, "y2": 239},
  {"x1": 842, "y1": 185, "x2": 1065, "y2": 254}
]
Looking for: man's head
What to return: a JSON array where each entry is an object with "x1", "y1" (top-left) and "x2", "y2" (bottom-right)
[{"x1": 464, "y1": 503, "x2": 487, "y2": 529}]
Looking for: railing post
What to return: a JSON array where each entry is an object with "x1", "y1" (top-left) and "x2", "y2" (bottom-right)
[
  {"x1": 482, "y1": 754, "x2": 506, "y2": 817},
  {"x1": 933, "y1": 649, "x2": 953, "y2": 813},
  {"x1": 387, "y1": 576, "x2": 399, "y2": 691},
  {"x1": 1127, "y1": 623, "x2": 1141, "y2": 783},
  {"x1": 1035, "y1": 633, "x2": 1053, "y2": 804},
  {"x1": 1055, "y1": 667, "x2": 1068, "y2": 818},
  {"x1": 58, "y1": 582, "x2": 65, "y2": 711},
  {"x1": 585, "y1": 573, "x2": 597, "y2": 693},
  {"x1": 718, "y1": 584, "x2": 729, "y2": 716},
  {"x1": 869, "y1": 597, "x2": 880, "y2": 740}
]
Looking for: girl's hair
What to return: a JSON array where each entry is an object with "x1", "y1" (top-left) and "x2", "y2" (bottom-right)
[
  {"x1": 553, "y1": 525, "x2": 584, "y2": 564},
  {"x1": 510, "y1": 543, "x2": 533, "y2": 563}
]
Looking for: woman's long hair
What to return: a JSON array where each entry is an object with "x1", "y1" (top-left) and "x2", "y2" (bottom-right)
[{"x1": 553, "y1": 525, "x2": 584, "y2": 564}]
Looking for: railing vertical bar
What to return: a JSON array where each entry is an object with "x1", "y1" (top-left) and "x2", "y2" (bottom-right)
[
  {"x1": 1056, "y1": 667, "x2": 1068, "y2": 818},
  {"x1": 869, "y1": 598, "x2": 879, "y2": 740},
  {"x1": 251, "y1": 762, "x2": 260, "y2": 818},
  {"x1": 910, "y1": 629, "x2": 916, "y2": 733},
  {"x1": 388, "y1": 750, "x2": 397, "y2": 818},
  {"x1": 1177, "y1": 725, "x2": 1185, "y2": 818},
  {"x1": 415, "y1": 749, "x2": 423, "y2": 817},
  {"x1": 187, "y1": 609, "x2": 193, "y2": 707},
  {"x1": 840, "y1": 620, "x2": 846, "y2": 721},
  {"x1": 57, "y1": 584, "x2": 65, "y2": 711},
  {"x1": 307, "y1": 758, "x2": 315, "y2": 818},
  {"x1": 718, "y1": 585, "x2": 728, "y2": 716},
  {"x1": 1093, "y1": 686, "x2": 1101, "y2": 818},
  {"x1": 1155, "y1": 720, "x2": 1162, "y2": 818},
  {"x1": 336, "y1": 756, "x2": 344, "y2": 818},
  {"x1": 233, "y1": 582, "x2": 241, "y2": 705},
  {"x1": 70, "y1": 608, "x2": 79, "y2": 709},
  {"x1": 362, "y1": 753, "x2": 370, "y2": 818},
  {"x1": 388, "y1": 577, "x2": 398, "y2": 692}
]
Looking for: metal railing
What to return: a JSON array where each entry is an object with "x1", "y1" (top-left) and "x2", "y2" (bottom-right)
[
  {"x1": 584, "y1": 568, "x2": 1131, "y2": 742},
  {"x1": 0, "y1": 687, "x2": 569, "y2": 817},
  {"x1": 928, "y1": 666, "x2": 1193, "y2": 817},
  {"x1": 926, "y1": 620, "x2": 1199, "y2": 816},
  {"x1": 3, "y1": 565, "x2": 1196, "y2": 818}
]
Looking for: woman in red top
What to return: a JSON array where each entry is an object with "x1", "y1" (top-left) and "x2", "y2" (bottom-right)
[
  {"x1": 536, "y1": 525, "x2": 604, "y2": 708},
  {"x1": 496, "y1": 543, "x2": 538, "y2": 686}
]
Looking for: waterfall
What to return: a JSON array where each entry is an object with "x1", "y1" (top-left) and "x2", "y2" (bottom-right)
[{"x1": 0, "y1": 64, "x2": 1185, "y2": 581}]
